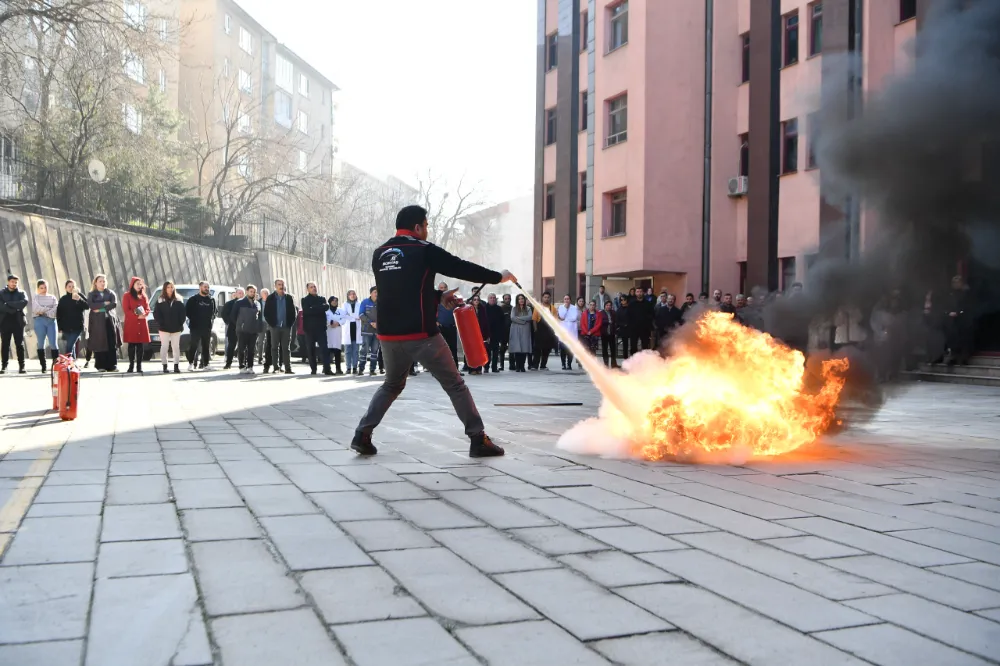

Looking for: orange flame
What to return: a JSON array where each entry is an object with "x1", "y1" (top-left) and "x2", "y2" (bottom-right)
[{"x1": 637, "y1": 312, "x2": 849, "y2": 461}]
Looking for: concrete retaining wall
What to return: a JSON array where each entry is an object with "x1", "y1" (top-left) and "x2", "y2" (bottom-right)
[{"x1": 0, "y1": 208, "x2": 371, "y2": 347}]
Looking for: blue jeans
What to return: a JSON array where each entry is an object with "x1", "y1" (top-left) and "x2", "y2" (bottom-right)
[
  {"x1": 359, "y1": 334, "x2": 381, "y2": 371},
  {"x1": 344, "y1": 342, "x2": 360, "y2": 371},
  {"x1": 33, "y1": 317, "x2": 57, "y2": 351},
  {"x1": 61, "y1": 331, "x2": 83, "y2": 357}
]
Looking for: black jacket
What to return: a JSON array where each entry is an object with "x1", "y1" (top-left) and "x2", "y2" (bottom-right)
[
  {"x1": 486, "y1": 304, "x2": 507, "y2": 342},
  {"x1": 300, "y1": 294, "x2": 330, "y2": 333},
  {"x1": 234, "y1": 297, "x2": 263, "y2": 335},
  {"x1": 154, "y1": 298, "x2": 187, "y2": 334},
  {"x1": 263, "y1": 293, "x2": 296, "y2": 329},
  {"x1": 371, "y1": 230, "x2": 502, "y2": 340},
  {"x1": 0, "y1": 286, "x2": 28, "y2": 331},
  {"x1": 56, "y1": 293, "x2": 88, "y2": 333},
  {"x1": 221, "y1": 298, "x2": 239, "y2": 330},
  {"x1": 655, "y1": 305, "x2": 684, "y2": 333},
  {"x1": 627, "y1": 297, "x2": 653, "y2": 332},
  {"x1": 185, "y1": 293, "x2": 216, "y2": 331}
]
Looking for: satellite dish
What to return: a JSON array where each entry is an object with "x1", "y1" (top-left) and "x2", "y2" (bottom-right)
[{"x1": 88, "y1": 159, "x2": 107, "y2": 183}]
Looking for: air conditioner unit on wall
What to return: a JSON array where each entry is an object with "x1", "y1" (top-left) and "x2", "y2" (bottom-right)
[{"x1": 727, "y1": 176, "x2": 748, "y2": 197}]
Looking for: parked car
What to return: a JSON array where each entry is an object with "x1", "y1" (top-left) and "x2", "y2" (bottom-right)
[{"x1": 143, "y1": 284, "x2": 239, "y2": 361}]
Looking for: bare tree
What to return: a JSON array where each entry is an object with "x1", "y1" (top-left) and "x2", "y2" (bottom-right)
[
  {"x1": 317, "y1": 167, "x2": 412, "y2": 271},
  {"x1": 179, "y1": 70, "x2": 327, "y2": 245},
  {"x1": 2, "y1": 0, "x2": 184, "y2": 198},
  {"x1": 416, "y1": 170, "x2": 490, "y2": 254}
]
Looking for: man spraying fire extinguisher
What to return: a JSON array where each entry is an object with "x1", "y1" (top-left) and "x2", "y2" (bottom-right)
[{"x1": 351, "y1": 205, "x2": 517, "y2": 458}]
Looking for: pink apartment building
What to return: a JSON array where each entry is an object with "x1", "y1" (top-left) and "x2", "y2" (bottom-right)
[{"x1": 533, "y1": 0, "x2": 928, "y2": 301}]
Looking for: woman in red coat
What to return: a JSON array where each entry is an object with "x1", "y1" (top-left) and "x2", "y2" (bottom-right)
[
  {"x1": 578, "y1": 299, "x2": 604, "y2": 357},
  {"x1": 122, "y1": 276, "x2": 151, "y2": 373}
]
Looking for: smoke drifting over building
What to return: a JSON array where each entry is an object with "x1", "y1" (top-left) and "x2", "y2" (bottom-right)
[{"x1": 768, "y1": 0, "x2": 1000, "y2": 356}]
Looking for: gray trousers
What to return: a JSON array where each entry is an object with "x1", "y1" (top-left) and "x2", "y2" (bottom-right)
[
  {"x1": 356, "y1": 334, "x2": 485, "y2": 438},
  {"x1": 269, "y1": 326, "x2": 292, "y2": 369}
]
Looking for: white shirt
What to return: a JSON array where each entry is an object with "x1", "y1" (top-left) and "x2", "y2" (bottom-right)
[{"x1": 557, "y1": 304, "x2": 579, "y2": 336}]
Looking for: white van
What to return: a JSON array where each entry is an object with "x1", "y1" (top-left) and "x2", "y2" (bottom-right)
[{"x1": 143, "y1": 284, "x2": 239, "y2": 361}]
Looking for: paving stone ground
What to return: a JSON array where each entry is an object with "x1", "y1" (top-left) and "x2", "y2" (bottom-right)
[{"x1": 1, "y1": 363, "x2": 999, "y2": 665}]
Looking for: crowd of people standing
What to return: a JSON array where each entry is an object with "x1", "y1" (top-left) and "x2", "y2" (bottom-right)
[
  {"x1": 0, "y1": 270, "x2": 983, "y2": 380},
  {"x1": 0, "y1": 272, "x2": 399, "y2": 378}
]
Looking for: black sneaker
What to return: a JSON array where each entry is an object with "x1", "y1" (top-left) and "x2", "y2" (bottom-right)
[
  {"x1": 469, "y1": 433, "x2": 504, "y2": 458},
  {"x1": 350, "y1": 431, "x2": 377, "y2": 456}
]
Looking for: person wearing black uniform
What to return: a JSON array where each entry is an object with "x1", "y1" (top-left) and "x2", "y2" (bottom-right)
[
  {"x1": 221, "y1": 288, "x2": 244, "y2": 369},
  {"x1": 185, "y1": 281, "x2": 217, "y2": 370},
  {"x1": 485, "y1": 294, "x2": 506, "y2": 373},
  {"x1": 301, "y1": 282, "x2": 333, "y2": 375},
  {"x1": 352, "y1": 205, "x2": 516, "y2": 458}
]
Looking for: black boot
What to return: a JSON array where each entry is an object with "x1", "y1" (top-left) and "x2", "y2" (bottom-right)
[
  {"x1": 174, "y1": 364, "x2": 181, "y2": 374},
  {"x1": 127, "y1": 363, "x2": 134, "y2": 374},
  {"x1": 350, "y1": 431, "x2": 377, "y2": 456},
  {"x1": 38, "y1": 349, "x2": 46, "y2": 373},
  {"x1": 163, "y1": 364, "x2": 169, "y2": 374},
  {"x1": 469, "y1": 433, "x2": 505, "y2": 458}
]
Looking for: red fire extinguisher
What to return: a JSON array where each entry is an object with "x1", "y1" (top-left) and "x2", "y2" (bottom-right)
[
  {"x1": 51, "y1": 354, "x2": 73, "y2": 410},
  {"x1": 454, "y1": 283, "x2": 488, "y2": 369},
  {"x1": 58, "y1": 362, "x2": 81, "y2": 421}
]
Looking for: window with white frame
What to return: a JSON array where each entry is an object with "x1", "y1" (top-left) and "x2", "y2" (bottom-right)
[
  {"x1": 159, "y1": 18, "x2": 168, "y2": 40},
  {"x1": 299, "y1": 74, "x2": 309, "y2": 97},
  {"x1": 223, "y1": 57, "x2": 230, "y2": 77},
  {"x1": 239, "y1": 26, "x2": 253, "y2": 54},
  {"x1": 297, "y1": 150, "x2": 307, "y2": 171},
  {"x1": 158, "y1": 69, "x2": 166, "y2": 93},
  {"x1": 238, "y1": 68, "x2": 252, "y2": 94},
  {"x1": 224, "y1": 14, "x2": 231, "y2": 34},
  {"x1": 238, "y1": 112, "x2": 251, "y2": 134},
  {"x1": 124, "y1": 104, "x2": 142, "y2": 134},
  {"x1": 124, "y1": 1, "x2": 146, "y2": 31},
  {"x1": 222, "y1": 102, "x2": 231, "y2": 123},
  {"x1": 297, "y1": 110, "x2": 308, "y2": 134},
  {"x1": 275, "y1": 55, "x2": 293, "y2": 92},
  {"x1": 607, "y1": 94, "x2": 627, "y2": 146},
  {"x1": 274, "y1": 91, "x2": 292, "y2": 127},
  {"x1": 607, "y1": 190, "x2": 627, "y2": 236},
  {"x1": 609, "y1": 1, "x2": 628, "y2": 51},
  {"x1": 124, "y1": 50, "x2": 144, "y2": 83}
]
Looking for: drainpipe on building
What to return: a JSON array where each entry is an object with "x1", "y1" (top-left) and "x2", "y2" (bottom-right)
[
  {"x1": 847, "y1": 0, "x2": 864, "y2": 260},
  {"x1": 700, "y1": 0, "x2": 714, "y2": 294}
]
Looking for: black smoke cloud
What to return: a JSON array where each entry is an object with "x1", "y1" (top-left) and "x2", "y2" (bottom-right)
[{"x1": 763, "y1": 0, "x2": 1000, "y2": 370}]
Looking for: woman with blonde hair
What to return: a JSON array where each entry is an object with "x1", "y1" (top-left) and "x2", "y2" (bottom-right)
[
  {"x1": 87, "y1": 274, "x2": 121, "y2": 372},
  {"x1": 153, "y1": 281, "x2": 186, "y2": 374}
]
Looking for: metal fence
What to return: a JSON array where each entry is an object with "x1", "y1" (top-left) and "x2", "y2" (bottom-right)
[{"x1": 0, "y1": 156, "x2": 329, "y2": 260}]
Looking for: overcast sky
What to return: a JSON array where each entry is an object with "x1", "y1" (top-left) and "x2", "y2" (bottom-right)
[{"x1": 237, "y1": 0, "x2": 537, "y2": 201}]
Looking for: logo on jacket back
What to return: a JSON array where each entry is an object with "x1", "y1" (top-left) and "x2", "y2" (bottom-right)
[{"x1": 378, "y1": 247, "x2": 405, "y2": 272}]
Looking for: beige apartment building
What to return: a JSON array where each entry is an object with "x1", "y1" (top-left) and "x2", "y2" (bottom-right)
[{"x1": 177, "y1": 0, "x2": 338, "y2": 192}]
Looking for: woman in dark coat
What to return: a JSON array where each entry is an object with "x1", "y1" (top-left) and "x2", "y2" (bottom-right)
[
  {"x1": 87, "y1": 274, "x2": 122, "y2": 372},
  {"x1": 601, "y1": 299, "x2": 619, "y2": 368},
  {"x1": 616, "y1": 295, "x2": 631, "y2": 360},
  {"x1": 153, "y1": 281, "x2": 187, "y2": 374}
]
